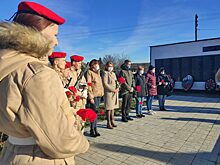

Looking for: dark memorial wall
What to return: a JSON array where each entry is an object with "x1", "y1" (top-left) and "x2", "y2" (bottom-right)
[{"x1": 155, "y1": 54, "x2": 220, "y2": 82}]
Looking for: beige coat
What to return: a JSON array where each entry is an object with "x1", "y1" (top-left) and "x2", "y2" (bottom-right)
[
  {"x1": 0, "y1": 22, "x2": 89, "y2": 165},
  {"x1": 102, "y1": 71, "x2": 119, "y2": 110},
  {"x1": 86, "y1": 69, "x2": 104, "y2": 99}
]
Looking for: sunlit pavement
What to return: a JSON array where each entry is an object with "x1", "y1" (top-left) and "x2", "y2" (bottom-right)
[{"x1": 76, "y1": 95, "x2": 220, "y2": 165}]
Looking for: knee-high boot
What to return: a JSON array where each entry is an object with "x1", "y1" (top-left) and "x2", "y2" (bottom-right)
[
  {"x1": 106, "y1": 110, "x2": 113, "y2": 129},
  {"x1": 110, "y1": 110, "x2": 117, "y2": 127},
  {"x1": 90, "y1": 122, "x2": 96, "y2": 137}
]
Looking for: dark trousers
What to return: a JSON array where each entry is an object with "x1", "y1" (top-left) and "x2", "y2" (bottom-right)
[
  {"x1": 121, "y1": 93, "x2": 132, "y2": 119},
  {"x1": 88, "y1": 97, "x2": 101, "y2": 130},
  {"x1": 158, "y1": 95, "x2": 166, "y2": 109}
]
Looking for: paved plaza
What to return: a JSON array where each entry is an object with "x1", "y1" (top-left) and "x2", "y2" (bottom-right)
[{"x1": 76, "y1": 95, "x2": 220, "y2": 165}]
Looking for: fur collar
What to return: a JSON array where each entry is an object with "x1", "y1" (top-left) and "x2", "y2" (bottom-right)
[{"x1": 0, "y1": 22, "x2": 51, "y2": 58}]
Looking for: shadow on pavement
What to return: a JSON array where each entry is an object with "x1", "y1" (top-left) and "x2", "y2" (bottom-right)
[
  {"x1": 94, "y1": 135, "x2": 220, "y2": 164},
  {"x1": 166, "y1": 95, "x2": 220, "y2": 103},
  {"x1": 160, "y1": 117, "x2": 220, "y2": 125},
  {"x1": 159, "y1": 105, "x2": 220, "y2": 115}
]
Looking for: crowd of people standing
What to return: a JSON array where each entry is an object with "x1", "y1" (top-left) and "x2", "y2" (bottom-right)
[
  {"x1": 119, "y1": 60, "x2": 172, "y2": 119},
  {"x1": 45, "y1": 54, "x2": 173, "y2": 137},
  {"x1": 0, "y1": 1, "x2": 173, "y2": 164}
]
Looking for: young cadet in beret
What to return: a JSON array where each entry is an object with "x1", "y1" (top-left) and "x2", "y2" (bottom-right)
[
  {"x1": 63, "y1": 61, "x2": 72, "y2": 81},
  {"x1": 63, "y1": 61, "x2": 86, "y2": 133},
  {"x1": 0, "y1": 1, "x2": 89, "y2": 165},
  {"x1": 69, "y1": 55, "x2": 88, "y2": 110},
  {"x1": 48, "y1": 52, "x2": 69, "y2": 87}
]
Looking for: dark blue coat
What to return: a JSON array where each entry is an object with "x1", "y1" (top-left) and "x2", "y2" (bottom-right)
[{"x1": 134, "y1": 73, "x2": 148, "y2": 97}]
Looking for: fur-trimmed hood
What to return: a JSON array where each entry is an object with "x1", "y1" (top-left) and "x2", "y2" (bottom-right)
[
  {"x1": 0, "y1": 22, "x2": 51, "y2": 81},
  {"x1": 0, "y1": 22, "x2": 51, "y2": 58}
]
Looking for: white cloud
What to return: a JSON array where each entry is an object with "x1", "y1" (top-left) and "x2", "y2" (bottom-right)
[
  {"x1": 51, "y1": 0, "x2": 199, "y2": 62},
  {"x1": 91, "y1": 0, "x2": 196, "y2": 62}
]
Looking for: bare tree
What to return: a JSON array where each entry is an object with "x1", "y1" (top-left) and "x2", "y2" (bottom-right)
[
  {"x1": 116, "y1": 53, "x2": 129, "y2": 69},
  {"x1": 102, "y1": 53, "x2": 130, "y2": 70},
  {"x1": 102, "y1": 54, "x2": 118, "y2": 67}
]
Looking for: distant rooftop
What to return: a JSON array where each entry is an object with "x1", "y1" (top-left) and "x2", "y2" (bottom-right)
[{"x1": 150, "y1": 37, "x2": 220, "y2": 48}]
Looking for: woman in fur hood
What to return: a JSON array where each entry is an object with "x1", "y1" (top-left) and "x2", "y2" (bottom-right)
[{"x1": 0, "y1": 1, "x2": 89, "y2": 165}]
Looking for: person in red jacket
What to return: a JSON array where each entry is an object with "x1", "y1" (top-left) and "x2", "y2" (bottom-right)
[{"x1": 146, "y1": 65, "x2": 157, "y2": 115}]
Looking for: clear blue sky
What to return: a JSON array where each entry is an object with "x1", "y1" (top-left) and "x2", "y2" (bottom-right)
[{"x1": 1, "y1": 0, "x2": 220, "y2": 63}]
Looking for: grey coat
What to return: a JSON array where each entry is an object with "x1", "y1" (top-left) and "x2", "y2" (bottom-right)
[{"x1": 102, "y1": 71, "x2": 119, "y2": 110}]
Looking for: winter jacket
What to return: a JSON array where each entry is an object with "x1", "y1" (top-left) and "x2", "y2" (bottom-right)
[
  {"x1": 134, "y1": 73, "x2": 148, "y2": 97},
  {"x1": 146, "y1": 71, "x2": 157, "y2": 96},
  {"x1": 157, "y1": 73, "x2": 170, "y2": 95},
  {"x1": 86, "y1": 69, "x2": 104, "y2": 99},
  {"x1": 0, "y1": 22, "x2": 89, "y2": 162},
  {"x1": 119, "y1": 64, "x2": 135, "y2": 95}
]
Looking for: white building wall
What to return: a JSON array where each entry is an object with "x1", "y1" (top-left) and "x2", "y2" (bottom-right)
[
  {"x1": 150, "y1": 38, "x2": 220, "y2": 90},
  {"x1": 150, "y1": 38, "x2": 220, "y2": 66}
]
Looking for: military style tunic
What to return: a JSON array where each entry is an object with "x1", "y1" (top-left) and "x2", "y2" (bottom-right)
[{"x1": 69, "y1": 67, "x2": 88, "y2": 109}]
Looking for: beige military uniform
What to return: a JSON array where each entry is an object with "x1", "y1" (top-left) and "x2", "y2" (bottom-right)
[
  {"x1": 51, "y1": 67, "x2": 84, "y2": 132},
  {"x1": 0, "y1": 22, "x2": 89, "y2": 165},
  {"x1": 69, "y1": 67, "x2": 87, "y2": 109},
  {"x1": 51, "y1": 66, "x2": 69, "y2": 88}
]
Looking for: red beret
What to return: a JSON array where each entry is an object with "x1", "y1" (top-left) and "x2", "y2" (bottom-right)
[
  {"x1": 49, "y1": 52, "x2": 66, "y2": 59},
  {"x1": 65, "y1": 61, "x2": 71, "y2": 69},
  {"x1": 18, "y1": 1, "x2": 65, "y2": 25},
  {"x1": 70, "y1": 55, "x2": 84, "y2": 62}
]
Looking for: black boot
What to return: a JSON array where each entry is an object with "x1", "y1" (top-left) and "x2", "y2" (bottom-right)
[
  {"x1": 127, "y1": 116, "x2": 133, "y2": 120},
  {"x1": 110, "y1": 110, "x2": 117, "y2": 127},
  {"x1": 94, "y1": 128, "x2": 100, "y2": 136},
  {"x1": 111, "y1": 120, "x2": 117, "y2": 127},
  {"x1": 121, "y1": 117, "x2": 128, "y2": 122},
  {"x1": 90, "y1": 129, "x2": 96, "y2": 137},
  {"x1": 136, "y1": 114, "x2": 142, "y2": 118},
  {"x1": 107, "y1": 110, "x2": 113, "y2": 129},
  {"x1": 160, "y1": 107, "x2": 167, "y2": 111}
]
